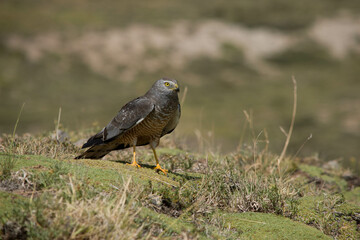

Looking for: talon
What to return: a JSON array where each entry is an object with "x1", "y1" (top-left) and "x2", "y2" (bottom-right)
[
  {"x1": 127, "y1": 145, "x2": 141, "y2": 168},
  {"x1": 154, "y1": 164, "x2": 168, "y2": 175},
  {"x1": 127, "y1": 161, "x2": 141, "y2": 168}
]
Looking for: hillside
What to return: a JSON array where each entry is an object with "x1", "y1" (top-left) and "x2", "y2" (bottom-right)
[
  {"x1": 0, "y1": 132, "x2": 359, "y2": 239},
  {"x1": 1, "y1": 1, "x2": 360, "y2": 238}
]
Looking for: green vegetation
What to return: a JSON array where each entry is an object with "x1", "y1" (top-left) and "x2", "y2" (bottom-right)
[
  {"x1": 221, "y1": 212, "x2": 331, "y2": 240},
  {"x1": 1, "y1": 1, "x2": 360, "y2": 237},
  {"x1": 295, "y1": 195, "x2": 360, "y2": 239},
  {"x1": 0, "y1": 133, "x2": 359, "y2": 239},
  {"x1": 1, "y1": 1, "x2": 360, "y2": 173},
  {"x1": 344, "y1": 187, "x2": 360, "y2": 205},
  {"x1": 298, "y1": 164, "x2": 348, "y2": 191},
  {"x1": 0, "y1": 155, "x2": 16, "y2": 181}
]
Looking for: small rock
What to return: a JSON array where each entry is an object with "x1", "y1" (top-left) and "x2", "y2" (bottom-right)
[
  {"x1": 323, "y1": 160, "x2": 340, "y2": 170},
  {"x1": 342, "y1": 170, "x2": 354, "y2": 180},
  {"x1": 148, "y1": 194, "x2": 162, "y2": 207}
]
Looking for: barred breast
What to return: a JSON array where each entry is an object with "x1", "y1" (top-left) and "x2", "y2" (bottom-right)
[{"x1": 118, "y1": 106, "x2": 175, "y2": 146}]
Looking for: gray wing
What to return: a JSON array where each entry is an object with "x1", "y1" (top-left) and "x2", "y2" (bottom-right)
[
  {"x1": 82, "y1": 97, "x2": 154, "y2": 148},
  {"x1": 161, "y1": 103, "x2": 181, "y2": 137}
]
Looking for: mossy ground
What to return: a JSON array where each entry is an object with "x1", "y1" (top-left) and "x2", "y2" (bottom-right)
[
  {"x1": 344, "y1": 187, "x2": 360, "y2": 205},
  {"x1": 0, "y1": 191, "x2": 24, "y2": 219},
  {"x1": 1, "y1": 133, "x2": 359, "y2": 239},
  {"x1": 221, "y1": 212, "x2": 331, "y2": 240}
]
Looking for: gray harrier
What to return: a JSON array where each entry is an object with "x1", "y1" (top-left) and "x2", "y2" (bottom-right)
[{"x1": 76, "y1": 78, "x2": 181, "y2": 175}]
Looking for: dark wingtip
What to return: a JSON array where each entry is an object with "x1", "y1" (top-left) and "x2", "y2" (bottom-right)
[
  {"x1": 74, "y1": 154, "x2": 84, "y2": 159},
  {"x1": 81, "y1": 142, "x2": 91, "y2": 149},
  {"x1": 81, "y1": 134, "x2": 104, "y2": 149}
]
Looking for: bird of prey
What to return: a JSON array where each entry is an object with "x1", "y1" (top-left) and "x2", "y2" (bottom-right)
[{"x1": 75, "y1": 78, "x2": 181, "y2": 175}]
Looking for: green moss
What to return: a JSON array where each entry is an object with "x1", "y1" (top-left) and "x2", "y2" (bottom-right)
[
  {"x1": 0, "y1": 153, "x2": 204, "y2": 192},
  {"x1": 139, "y1": 208, "x2": 241, "y2": 239},
  {"x1": 139, "y1": 208, "x2": 194, "y2": 236},
  {"x1": 335, "y1": 202, "x2": 360, "y2": 217},
  {"x1": 337, "y1": 220, "x2": 360, "y2": 240},
  {"x1": 0, "y1": 191, "x2": 26, "y2": 219},
  {"x1": 298, "y1": 164, "x2": 347, "y2": 191},
  {"x1": 1, "y1": 151, "x2": 359, "y2": 239},
  {"x1": 70, "y1": 158, "x2": 182, "y2": 188},
  {"x1": 296, "y1": 195, "x2": 323, "y2": 224},
  {"x1": 221, "y1": 211, "x2": 330, "y2": 240},
  {"x1": 344, "y1": 187, "x2": 360, "y2": 205},
  {"x1": 157, "y1": 147, "x2": 188, "y2": 156},
  {"x1": 296, "y1": 195, "x2": 360, "y2": 239}
]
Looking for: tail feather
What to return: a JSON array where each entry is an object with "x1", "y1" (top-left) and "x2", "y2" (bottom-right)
[
  {"x1": 75, "y1": 143, "x2": 129, "y2": 159},
  {"x1": 82, "y1": 132, "x2": 104, "y2": 149},
  {"x1": 75, "y1": 144, "x2": 111, "y2": 159}
]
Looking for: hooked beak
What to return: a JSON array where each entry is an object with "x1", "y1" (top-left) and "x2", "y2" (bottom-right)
[{"x1": 173, "y1": 84, "x2": 180, "y2": 92}]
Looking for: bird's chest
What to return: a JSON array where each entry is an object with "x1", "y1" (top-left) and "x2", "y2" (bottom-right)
[
  {"x1": 125, "y1": 106, "x2": 175, "y2": 141},
  {"x1": 140, "y1": 106, "x2": 174, "y2": 132}
]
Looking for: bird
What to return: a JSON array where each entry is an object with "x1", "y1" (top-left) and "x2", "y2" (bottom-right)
[{"x1": 75, "y1": 78, "x2": 181, "y2": 175}]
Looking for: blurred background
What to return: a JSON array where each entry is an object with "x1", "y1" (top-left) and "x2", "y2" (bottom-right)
[{"x1": 0, "y1": 0, "x2": 359, "y2": 173}]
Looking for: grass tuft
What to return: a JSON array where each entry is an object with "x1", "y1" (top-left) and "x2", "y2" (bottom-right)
[
  {"x1": 0, "y1": 130, "x2": 359, "y2": 239},
  {"x1": 1, "y1": 103, "x2": 25, "y2": 181}
]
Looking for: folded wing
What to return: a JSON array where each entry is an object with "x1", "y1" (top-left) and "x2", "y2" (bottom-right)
[{"x1": 81, "y1": 97, "x2": 155, "y2": 148}]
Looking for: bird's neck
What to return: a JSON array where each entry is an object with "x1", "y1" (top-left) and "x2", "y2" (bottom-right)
[{"x1": 150, "y1": 92, "x2": 178, "y2": 111}]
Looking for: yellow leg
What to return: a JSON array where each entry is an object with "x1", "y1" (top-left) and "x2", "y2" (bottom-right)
[
  {"x1": 152, "y1": 148, "x2": 168, "y2": 175},
  {"x1": 127, "y1": 145, "x2": 141, "y2": 168}
]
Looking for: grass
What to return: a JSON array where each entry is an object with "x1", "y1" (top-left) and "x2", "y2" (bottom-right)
[
  {"x1": 0, "y1": 103, "x2": 25, "y2": 181},
  {"x1": 0, "y1": 1, "x2": 360, "y2": 237},
  {"x1": 1, "y1": 176, "x2": 142, "y2": 239},
  {"x1": 0, "y1": 155, "x2": 16, "y2": 181},
  {"x1": 344, "y1": 187, "x2": 360, "y2": 205},
  {"x1": 295, "y1": 195, "x2": 360, "y2": 239},
  {"x1": 0, "y1": 132, "x2": 359, "y2": 239},
  {"x1": 220, "y1": 211, "x2": 331, "y2": 240},
  {"x1": 298, "y1": 164, "x2": 348, "y2": 191},
  {"x1": 0, "y1": 1, "x2": 360, "y2": 173}
]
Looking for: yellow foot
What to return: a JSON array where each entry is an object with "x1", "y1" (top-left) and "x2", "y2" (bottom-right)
[
  {"x1": 154, "y1": 164, "x2": 168, "y2": 175},
  {"x1": 127, "y1": 161, "x2": 141, "y2": 168}
]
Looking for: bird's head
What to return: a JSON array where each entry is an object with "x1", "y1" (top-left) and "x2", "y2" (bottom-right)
[{"x1": 153, "y1": 78, "x2": 180, "y2": 94}]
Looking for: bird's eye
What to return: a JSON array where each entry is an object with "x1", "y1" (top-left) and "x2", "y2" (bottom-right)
[{"x1": 165, "y1": 82, "x2": 170, "y2": 86}]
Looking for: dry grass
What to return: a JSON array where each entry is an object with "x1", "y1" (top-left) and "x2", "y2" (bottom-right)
[
  {"x1": 0, "y1": 133, "x2": 79, "y2": 159},
  {"x1": 187, "y1": 150, "x2": 299, "y2": 216},
  {"x1": 2, "y1": 177, "x2": 145, "y2": 239},
  {"x1": 0, "y1": 128, "x2": 359, "y2": 239}
]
